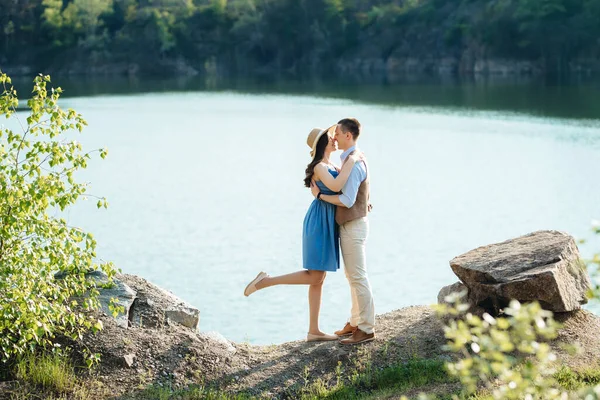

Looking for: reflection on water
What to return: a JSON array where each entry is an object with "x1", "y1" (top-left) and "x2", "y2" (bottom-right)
[{"x1": 11, "y1": 73, "x2": 600, "y2": 120}]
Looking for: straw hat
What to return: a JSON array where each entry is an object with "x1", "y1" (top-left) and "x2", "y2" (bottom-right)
[{"x1": 306, "y1": 125, "x2": 336, "y2": 158}]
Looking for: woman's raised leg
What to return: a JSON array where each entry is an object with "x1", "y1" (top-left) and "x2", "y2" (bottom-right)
[
  {"x1": 245, "y1": 269, "x2": 337, "y2": 341},
  {"x1": 256, "y1": 269, "x2": 324, "y2": 289}
]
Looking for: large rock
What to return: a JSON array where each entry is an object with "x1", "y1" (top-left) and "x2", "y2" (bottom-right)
[
  {"x1": 449, "y1": 230, "x2": 591, "y2": 314},
  {"x1": 119, "y1": 274, "x2": 200, "y2": 330},
  {"x1": 90, "y1": 271, "x2": 137, "y2": 329},
  {"x1": 55, "y1": 270, "x2": 137, "y2": 328}
]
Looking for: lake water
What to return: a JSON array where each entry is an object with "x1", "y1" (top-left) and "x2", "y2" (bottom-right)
[{"x1": 8, "y1": 75, "x2": 600, "y2": 344}]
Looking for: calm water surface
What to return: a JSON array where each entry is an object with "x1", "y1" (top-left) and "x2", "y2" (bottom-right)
[{"x1": 10, "y1": 75, "x2": 600, "y2": 344}]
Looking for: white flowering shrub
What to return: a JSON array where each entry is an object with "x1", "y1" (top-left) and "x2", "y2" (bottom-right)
[{"x1": 437, "y1": 288, "x2": 600, "y2": 399}]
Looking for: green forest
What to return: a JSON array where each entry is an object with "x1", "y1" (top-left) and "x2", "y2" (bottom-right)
[{"x1": 1, "y1": 0, "x2": 600, "y2": 76}]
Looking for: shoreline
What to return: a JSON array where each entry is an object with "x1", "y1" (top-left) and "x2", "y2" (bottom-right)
[
  {"x1": 88, "y1": 273, "x2": 600, "y2": 396},
  {"x1": 3, "y1": 57, "x2": 600, "y2": 80},
  {"x1": 2, "y1": 271, "x2": 600, "y2": 399}
]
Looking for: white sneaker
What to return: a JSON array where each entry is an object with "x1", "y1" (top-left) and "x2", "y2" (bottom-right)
[
  {"x1": 306, "y1": 332, "x2": 338, "y2": 342},
  {"x1": 244, "y1": 271, "x2": 268, "y2": 297}
]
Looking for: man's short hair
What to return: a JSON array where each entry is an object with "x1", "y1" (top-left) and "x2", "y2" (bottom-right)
[{"x1": 338, "y1": 118, "x2": 361, "y2": 140}]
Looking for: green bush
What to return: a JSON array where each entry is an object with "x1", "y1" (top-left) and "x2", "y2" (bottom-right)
[
  {"x1": 5, "y1": 0, "x2": 600, "y2": 75},
  {"x1": 437, "y1": 289, "x2": 600, "y2": 399},
  {"x1": 0, "y1": 72, "x2": 117, "y2": 366},
  {"x1": 439, "y1": 296, "x2": 564, "y2": 399},
  {"x1": 432, "y1": 220, "x2": 600, "y2": 399}
]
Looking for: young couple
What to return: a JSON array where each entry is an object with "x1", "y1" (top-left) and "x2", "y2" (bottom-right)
[{"x1": 244, "y1": 118, "x2": 375, "y2": 345}]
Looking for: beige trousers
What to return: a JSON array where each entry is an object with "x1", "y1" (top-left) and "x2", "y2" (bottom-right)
[{"x1": 340, "y1": 217, "x2": 375, "y2": 334}]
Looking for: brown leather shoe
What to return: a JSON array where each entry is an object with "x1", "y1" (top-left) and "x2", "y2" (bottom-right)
[
  {"x1": 334, "y1": 322, "x2": 357, "y2": 337},
  {"x1": 339, "y1": 328, "x2": 375, "y2": 345}
]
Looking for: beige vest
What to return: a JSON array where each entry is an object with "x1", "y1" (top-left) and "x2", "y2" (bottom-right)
[{"x1": 336, "y1": 150, "x2": 370, "y2": 225}]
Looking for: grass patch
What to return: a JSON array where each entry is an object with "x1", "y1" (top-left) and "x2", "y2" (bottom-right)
[
  {"x1": 300, "y1": 358, "x2": 455, "y2": 399},
  {"x1": 137, "y1": 384, "x2": 255, "y2": 400},
  {"x1": 8, "y1": 351, "x2": 108, "y2": 400},
  {"x1": 135, "y1": 358, "x2": 455, "y2": 400},
  {"x1": 15, "y1": 352, "x2": 76, "y2": 393},
  {"x1": 554, "y1": 365, "x2": 600, "y2": 391}
]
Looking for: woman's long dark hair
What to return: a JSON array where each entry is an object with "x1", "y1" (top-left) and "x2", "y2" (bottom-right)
[{"x1": 304, "y1": 133, "x2": 329, "y2": 188}]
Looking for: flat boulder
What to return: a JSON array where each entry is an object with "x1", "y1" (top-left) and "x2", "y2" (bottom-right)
[{"x1": 449, "y1": 230, "x2": 591, "y2": 314}]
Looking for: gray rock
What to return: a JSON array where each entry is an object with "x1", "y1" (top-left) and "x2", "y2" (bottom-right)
[
  {"x1": 56, "y1": 270, "x2": 136, "y2": 328},
  {"x1": 88, "y1": 271, "x2": 136, "y2": 328},
  {"x1": 450, "y1": 230, "x2": 591, "y2": 314},
  {"x1": 123, "y1": 354, "x2": 135, "y2": 368},
  {"x1": 165, "y1": 305, "x2": 200, "y2": 330},
  {"x1": 119, "y1": 274, "x2": 200, "y2": 330},
  {"x1": 437, "y1": 282, "x2": 468, "y2": 305},
  {"x1": 437, "y1": 281, "x2": 487, "y2": 316}
]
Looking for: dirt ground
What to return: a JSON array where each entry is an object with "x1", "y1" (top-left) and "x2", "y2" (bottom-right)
[
  {"x1": 83, "y1": 297, "x2": 600, "y2": 399},
  {"x1": 3, "y1": 274, "x2": 600, "y2": 399},
  {"x1": 77, "y1": 303, "x2": 451, "y2": 399}
]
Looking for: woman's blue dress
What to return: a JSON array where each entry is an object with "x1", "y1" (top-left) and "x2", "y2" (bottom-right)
[{"x1": 302, "y1": 166, "x2": 340, "y2": 272}]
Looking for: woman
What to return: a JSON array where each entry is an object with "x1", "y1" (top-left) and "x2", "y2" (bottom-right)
[{"x1": 243, "y1": 126, "x2": 358, "y2": 342}]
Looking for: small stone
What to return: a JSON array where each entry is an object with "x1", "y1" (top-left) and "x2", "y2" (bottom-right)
[
  {"x1": 123, "y1": 354, "x2": 135, "y2": 368},
  {"x1": 437, "y1": 282, "x2": 468, "y2": 305},
  {"x1": 165, "y1": 305, "x2": 200, "y2": 329}
]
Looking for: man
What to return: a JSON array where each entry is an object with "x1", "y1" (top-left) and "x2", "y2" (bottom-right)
[{"x1": 310, "y1": 118, "x2": 375, "y2": 345}]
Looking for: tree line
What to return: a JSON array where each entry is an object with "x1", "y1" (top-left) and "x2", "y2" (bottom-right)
[{"x1": 1, "y1": 0, "x2": 599, "y2": 76}]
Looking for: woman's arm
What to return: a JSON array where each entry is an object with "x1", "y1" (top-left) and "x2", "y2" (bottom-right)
[
  {"x1": 310, "y1": 180, "x2": 347, "y2": 206},
  {"x1": 314, "y1": 155, "x2": 358, "y2": 192},
  {"x1": 318, "y1": 193, "x2": 347, "y2": 206}
]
